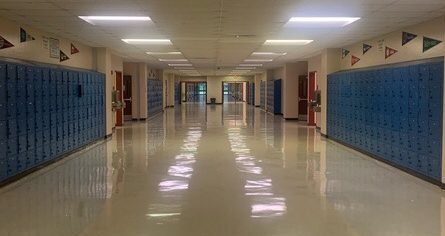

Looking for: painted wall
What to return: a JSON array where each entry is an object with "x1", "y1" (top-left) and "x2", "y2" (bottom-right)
[
  {"x1": 254, "y1": 73, "x2": 264, "y2": 106},
  {"x1": 0, "y1": 16, "x2": 93, "y2": 70},
  {"x1": 340, "y1": 17, "x2": 444, "y2": 70},
  {"x1": 283, "y1": 62, "x2": 308, "y2": 119}
]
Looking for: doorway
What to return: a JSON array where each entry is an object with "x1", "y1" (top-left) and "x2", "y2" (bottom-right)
[
  {"x1": 223, "y1": 82, "x2": 245, "y2": 103},
  {"x1": 298, "y1": 75, "x2": 308, "y2": 121},
  {"x1": 115, "y1": 71, "x2": 123, "y2": 126},
  {"x1": 308, "y1": 72, "x2": 317, "y2": 126},
  {"x1": 184, "y1": 82, "x2": 207, "y2": 103},
  {"x1": 123, "y1": 75, "x2": 132, "y2": 121}
]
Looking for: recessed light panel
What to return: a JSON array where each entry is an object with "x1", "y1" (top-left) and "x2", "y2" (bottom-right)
[
  {"x1": 159, "y1": 59, "x2": 188, "y2": 62},
  {"x1": 122, "y1": 39, "x2": 172, "y2": 44},
  {"x1": 244, "y1": 59, "x2": 273, "y2": 62},
  {"x1": 79, "y1": 16, "x2": 151, "y2": 25},
  {"x1": 239, "y1": 64, "x2": 262, "y2": 67},
  {"x1": 252, "y1": 52, "x2": 287, "y2": 56},
  {"x1": 168, "y1": 64, "x2": 193, "y2": 67},
  {"x1": 264, "y1": 40, "x2": 313, "y2": 45},
  {"x1": 147, "y1": 52, "x2": 182, "y2": 55},
  {"x1": 287, "y1": 17, "x2": 360, "y2": 27}
]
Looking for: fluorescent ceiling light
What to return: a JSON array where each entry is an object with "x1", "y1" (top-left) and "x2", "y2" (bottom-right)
[
  {"x1": 122, "y1": 39, "x2": 172, "y2": 44},
  {"x1": 168, "y1": 64, "x2": 193, "y2": 67},
  {"x1": 288, "y1": 17, "x2": 360, "y2": 27},
  {"x1": 79, "y1": 16, "x2": 151, "y2": 24},
  {"x1": 159, "y1": 59, "x2": 188, "y2": 62},
  {"x1": 264, "y1": 40, "x2": 313, "y2": 45},
  {"x1": 239, "y1": 64, "x2": 262, "y2": 67},
  {"x1": 236, "y1": 67, "x2": 256, "y2": 70},
  {"x1": 244, "y1": 59, "x2": 273, "y2": 62},
  {"x1": 252, "y1": 52, "x2": 287, "y2": 56},
  {"x1": 147, "y1": 51, "x2": 182, "y2": 55},
  {"x1": 174, "y1": 67, "x2": 194, "y2": 70}
]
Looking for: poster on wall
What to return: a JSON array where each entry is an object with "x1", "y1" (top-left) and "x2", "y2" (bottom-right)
[
  {"x1": 363, "y1": 44, "x2": 372, "y2": 55},
  {"x1": 0, "y1": 35, "x2": 14, "y2": 50},
  {"x1": 70, "y1": 43, "x2": 79, "y2": 54},
  {"x1": 385, "y1": 46, "x2": 398, "y2": 59},
  {"x1": 42, "y1": 36, "x2": 49, "y2": 49},
  {"x1": 60, "y1": 50, "x2": 70, "y2": 62},
  {"x1": 49, "y1": 37, "x2": 60, "y2": 58},
  {"x1": 402, "y1": 32, "x2": 417, "y2": 46},
  {"x1": 351, "y1": 55, "x2": 360, "y2": 66},
  {"x1": 377, "y1": 39, "x2": 385, "y2": 52},
  {"x1": 20, "y1": 28, "x2": 35, "y2": 43},
  {"x1": 423, "y1": 37, "x2": 442, "y2": 52},
  {"x1": 342, "y1": 49, "x2": 350, "y2": 58}
]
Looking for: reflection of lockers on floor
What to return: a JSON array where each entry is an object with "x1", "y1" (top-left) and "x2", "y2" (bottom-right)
[
  {"x1": 266, "y1": 79, "x2": 282, "y2": 115},
  {"x1": 0, "y1": 60, "x2": 106, "y2": 183},
  {"x1": 327, "y1": 59, "x2": 443, "y2": 182},
  {"x1": 147, "y1": 79, "x2": 163, "y2": 116},
  {"x1": 260, "y1": 81, "x2": 265, "y2": 109},
  {"x1": 248, "y1": 82, "x2": 255, "y2": 105}
]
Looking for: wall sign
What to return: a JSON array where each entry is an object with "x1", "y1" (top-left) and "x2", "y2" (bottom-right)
[
  {"x1": 385, "y1": 46, "x2": 398, "y2": 59},
  {"x1": 423, "y1": 36, "x2": 442, "y2": 52},
  {"x1": 0, "y1": 35, "x2": 14, "y2": 50},
  {"x1": 402, "y1": 32, "x2": 417, "y2": 46},
  {"x1": 20, "y1": 28, "x2": 35, "y2": 43},
  {"x1": 363, "y1": 43, "x2": 372, "y2": 55},
  {"x1": 71, "y1": 43, "x2": 79, "y2": 54},
  {"x1": 342, "y1": 49, "x2": 350, "y2": 58},
  {"x1": 60, "y1": 50, "x2": 70, "y2": 62},
  {"x1": 351, "y1": 55, "x2": 360, "y2": 66},
  {"x1": 49, "y1": 38, "x2": 60, "y2": 58}
]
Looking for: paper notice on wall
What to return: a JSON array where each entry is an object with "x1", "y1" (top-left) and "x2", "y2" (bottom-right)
[
  {"x1": 42, "y1": 36, "x2": 49, "y2": 49},
  {"x1": 377, "y1": 39, "x2": 385, "y2": 52},
  {"x1": 49, "y1": 37, "x2": 60, "y2": 58}
]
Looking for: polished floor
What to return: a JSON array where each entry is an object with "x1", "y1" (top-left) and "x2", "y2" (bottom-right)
[{"x1": 0, "y1": 103, "x2": 444, "y2": 236}]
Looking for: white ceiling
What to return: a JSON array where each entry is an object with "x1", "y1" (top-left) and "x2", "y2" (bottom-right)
[{"x1": 1, "y1": 0, "x2": 445, "y2": 76}]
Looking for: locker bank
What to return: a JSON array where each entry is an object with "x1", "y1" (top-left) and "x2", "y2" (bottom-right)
[{"x1": 0, "y1": 1, "x2": 444, "y2": 235}]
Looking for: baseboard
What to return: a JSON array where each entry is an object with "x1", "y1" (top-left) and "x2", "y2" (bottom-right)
[
  {"x1": 328, "y1": 136, "x2": 445, "y2": 189},
  {"x1": 206, "y1": 103, "x2": 223, "y2": 105},
  {"x1": 284, "y1": 118, "x2": 299, "y2": 120},
  {"x1": 132, "y1": 118, "x2": 138, "y2": 121},
  {"x1": 0, "y1": 137, "x2": 106, "y2": 188},
  {"x1": 255, "y1": 105, "x2": 260, "y2": 107}
]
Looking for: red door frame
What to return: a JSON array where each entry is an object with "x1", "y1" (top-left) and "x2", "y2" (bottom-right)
[
  {"x1": 308, "y1": 71, "x2": 317, "y2": 126},
  {"x1": 115, "y1": 71, "x2": 123, "y2": 127}
]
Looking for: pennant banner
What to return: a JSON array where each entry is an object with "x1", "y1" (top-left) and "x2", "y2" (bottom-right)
[
  {"x1": 342, "y1": 49, "x2": 350, "y2": 58},
  {"x1": 385, "y1": 46, "x2": 398, "y2": 59},
  {"x1": 0, "y1": 36, "x2": 14, "y2": 50},
  {"x1": 71, "y1": 43, "x2": 79, "y2": 54},
  {"x1": 423, "y1": 37, "x2": 442, "y2": 52},
  {"x1": 402, "y1": 32, "x2": 417, "y2": 46},
  {"x1": 20, "y1": 28, "x2": 35, "y2": 43},
  {"x1": 363, "y1": 43, "x2": 372, "y2": 55},
  {"x1": 351, "y1": 55, "x2": 360, "y2": 66},
  {"x1": 60, "y1": 50, "x2": 70, "y2": 62}
]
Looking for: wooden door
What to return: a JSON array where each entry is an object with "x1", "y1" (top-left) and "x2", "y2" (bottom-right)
[
  {"x1": 298, "y1": 75, "x2": 308, "y2": 119},
  {"x1": 308, "y1": 72, "x2": 317, "y2": 126},
  {"x1": 115, "y1": 71, "x2": 123, "y2": 126},
  {"x1": 123, "y1": 75, "x2": 132, "y2": 120}
]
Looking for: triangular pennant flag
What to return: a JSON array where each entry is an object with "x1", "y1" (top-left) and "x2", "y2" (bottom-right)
[
  {"x1": 60, "y1": 50, "x2": 70, "y2": 62},
  {"x1": 71, "y1": 43, "x2": 79, "y2": 54},
  {"x1": 20, "y1": 28, "x2": 35, "y2": 43},
  {"x1": 342, "y1": 49, "x2": 350, "y2": 59},
  {"x1": 402, "y1": 32, "x2": 417, "y2": 46},
  {"x1": 351, "y1": 55, "x2": 360, "y2": 66},
  {"x1": 363, "y1": 43, "x2": 372, "y2": 55},
  {"x1": 423, "y1": 36, "x2": 442, "y2": 52},
  {"x1": 385, "y1": 47, "x2": 398, "y2": 59},
  {"x1": 0, "y1": 36, "x2": 14, "y2": 50}
]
